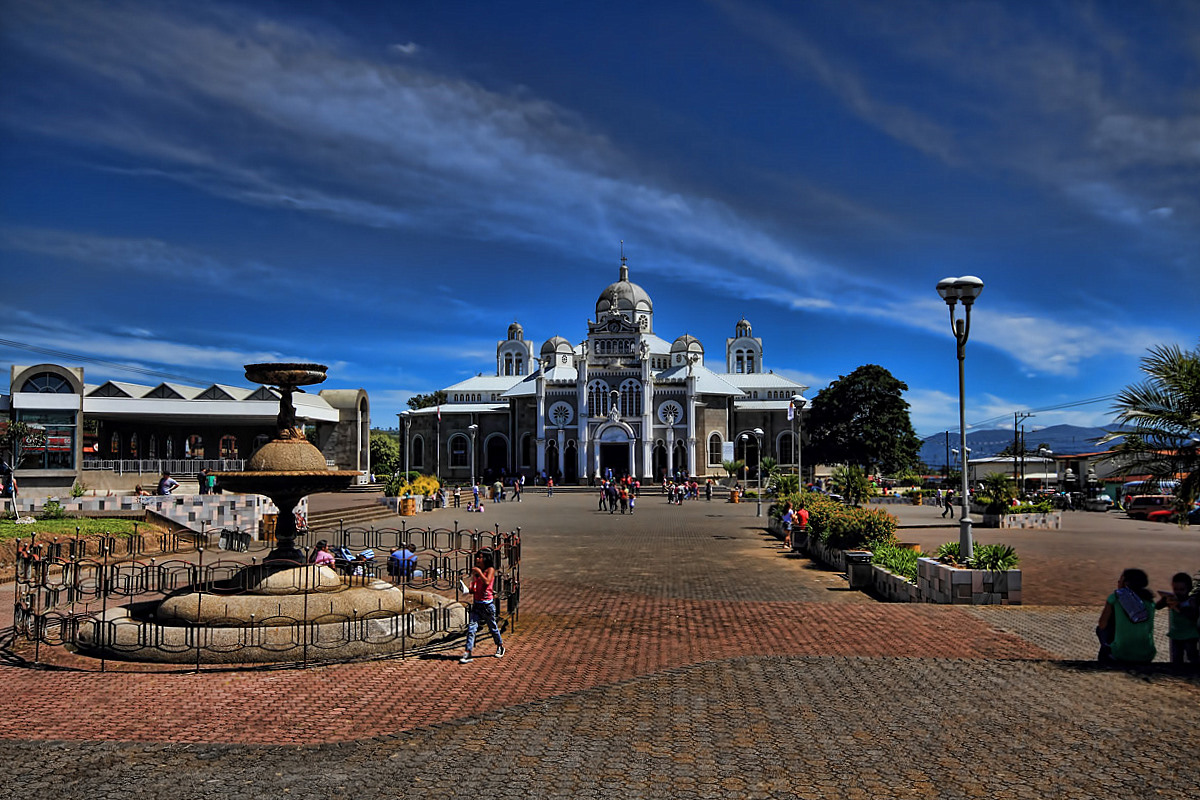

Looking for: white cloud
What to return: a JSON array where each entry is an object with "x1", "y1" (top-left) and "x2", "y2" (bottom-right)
[{"x1": 390, "y1": 42, "x2": 420, "y2": 56}]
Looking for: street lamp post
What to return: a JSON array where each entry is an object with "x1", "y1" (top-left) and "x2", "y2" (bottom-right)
[
  {"x1": 399, "y1": 412, "x2": 412, "y2": 480},
  {"x1": 791, "y1": 395, "x2": 807, "y2": 490},
  {"x1": 749, "y1": 427, "x2": 764, "y2": 517},
  {"x1": 468, "y1": 424, "x2": 479, "y2": 489},
  {"x1": 937, "y1": 274, "x2": 984, "y2": 561}
]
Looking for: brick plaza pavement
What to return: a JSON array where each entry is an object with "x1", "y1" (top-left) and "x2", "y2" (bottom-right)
[{"x1": 1, "y1": 491, "x2": 1197, "y2": 799}]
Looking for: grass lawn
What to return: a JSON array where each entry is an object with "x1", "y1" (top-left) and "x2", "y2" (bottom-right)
[{"x1": 0, "y1": 517, "x2": 148, "y2": 543}]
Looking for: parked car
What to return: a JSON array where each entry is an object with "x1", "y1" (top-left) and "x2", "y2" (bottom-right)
[
  {"x1": 1125, "y1": 494, "x2": 1177, "y2": 520},
  {"x1": 1146, "y1": 504, "x2": 1200, "y2": 525}
]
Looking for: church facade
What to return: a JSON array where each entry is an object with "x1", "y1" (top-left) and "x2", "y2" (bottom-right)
[{"x1": 401, "y1": 258, "x2": 808, "y2": 485}]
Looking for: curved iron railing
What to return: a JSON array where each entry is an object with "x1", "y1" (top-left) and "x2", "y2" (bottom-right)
[{"x1": 8, "y1": 521, "x2": 520, "y2": 671}]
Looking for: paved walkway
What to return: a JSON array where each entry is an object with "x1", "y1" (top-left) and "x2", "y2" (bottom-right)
[{"x1": 1, "y1": 492, "x2": 1197, "y2": 799}]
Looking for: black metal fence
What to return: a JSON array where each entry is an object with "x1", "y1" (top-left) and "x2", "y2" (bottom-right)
[{"x1": 8, "y1": 521, "x2": 520, "y2": 671}]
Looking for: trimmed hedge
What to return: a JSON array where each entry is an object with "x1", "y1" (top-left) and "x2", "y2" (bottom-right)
[{"x1": 770, "y1": 491, "x2": 899, "y2": 551}]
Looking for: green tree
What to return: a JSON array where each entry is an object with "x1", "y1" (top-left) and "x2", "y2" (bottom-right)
[
  {"x1": 370, "y1": 432, "x2": 401, "y2": 478},
  {"x1": 1100, "y1": 341, "x2": 1200, "y2": 510},
  {"x1": 407, "y1": 390, "x2": 448, "y2": 411},
  {"x1": 831, "y1": 464, "x2": 872, "y2": 506},
  {"x1": 806, "y1": 364, "x2": 921, "y2": 475},
  {"x1": 0, "y1": 421, "x2": 31, "y2": 470}
]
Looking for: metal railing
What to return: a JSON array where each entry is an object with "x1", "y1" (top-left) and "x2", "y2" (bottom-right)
[
  {"x1": 81, "y1": 458, "x2": 246, "y2": 475},
  {"x1": 7, "y1": 521, "x2": 520, "y2": 671}
]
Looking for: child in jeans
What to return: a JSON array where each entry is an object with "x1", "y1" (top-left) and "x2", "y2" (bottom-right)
[{"x1": 1156, "y1": 572, "x2": 1199, "y2": 668}]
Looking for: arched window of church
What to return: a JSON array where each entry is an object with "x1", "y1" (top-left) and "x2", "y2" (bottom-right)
[
  {"x1": 220, "y1": 435, "x2": 238, "y2": 459},
  {"x1": 129, "y1": 433, "x2": 139, "y2": 459},
  {"x1": 412, "y1": 435, "x2": 424, "y2": 468},
  {"x1": 165, "y1": 435, "x2": 175, "y2": 459},
  {"x1": 619, "y1": 379, "x2": 642, "y2": 416},
  {"x1": 504, "y1": 354, "x2": 513, "y2": 375},
  {"x1": 110, "y1": 432, "x2": 120, "y2": 458},
  {"x1": 587, "y1": 380, "x2": 610, "y2": 417},
  {"x1": 708, "y1": 433, "x2": 722, "y2": 465},
  {"x1": 520, "y1": 433, "x2": 531, "y2": 467},
  {"x1": 778, "y1": 431, "x2": 795, "y2": 465},
  {"x1": 736, "y1": 351, "x2": 745, "y2": 373},
  {"x1": 449, "y1": 434, "x2": 469, "y2": 468},
  {"x1": 747, "y1": 353, "x2": 756, "y2": 373},
  {"x1": 148, "y1": 434, "x2": 158, "y2": 460},
  {"x1": 516, "y1": 357, "x2": 525, "y2": 375}
]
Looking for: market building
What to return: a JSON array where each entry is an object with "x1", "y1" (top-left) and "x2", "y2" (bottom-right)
[
  {"x1": 400, "y1": 257, "x2": 808, "y2": 485},
  {"x1": 1, "y1": 363, "x2": 370, "y2": 498}
]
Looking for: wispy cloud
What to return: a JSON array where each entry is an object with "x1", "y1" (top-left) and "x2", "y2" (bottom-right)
[{"x1": 0, "y1": 226, "x2": 285, "y2": 287}]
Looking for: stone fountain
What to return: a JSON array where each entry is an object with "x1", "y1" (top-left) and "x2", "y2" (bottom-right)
[
  {"x1": 73, "y1": 363, "x2": 466, "y2": 664},
  {"x1": 216, "y1": 363, "x2": 359, "y2": 566}
]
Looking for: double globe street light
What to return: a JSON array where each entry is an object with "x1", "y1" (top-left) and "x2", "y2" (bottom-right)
[
  {"x1": 936, "y1": 275, "x2": 984, "y2": 561},
  {"x1": 740, "y1": 427, "x2": 765, "y2": 517}
]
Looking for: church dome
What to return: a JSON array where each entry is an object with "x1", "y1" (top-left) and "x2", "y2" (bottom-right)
[
  {"x1": 540, "y1": 336, "x2": 572, "y2": 357},
  {"x1": 595, "y1": 257, "x2": 653, "y2": 321},
  {"x1": 670, "y1": 334, "x2": 704, "y2": 354},
  {"x1": 735, "y1": 317, "x2": 752, "y2": 338},
  {"x1": 507, "y1": 321, "x2": 524, "y2": 341}
]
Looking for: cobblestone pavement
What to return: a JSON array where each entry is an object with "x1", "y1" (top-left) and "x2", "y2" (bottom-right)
[{"x1": 2, "y1": 492, "x2": 1197, "y2": 799}]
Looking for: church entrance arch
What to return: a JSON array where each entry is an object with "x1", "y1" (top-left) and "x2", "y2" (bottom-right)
[
  {"x1": 563, "y1": 441, "x2": 579, "y2": 483},
  {"x1": 484, "y1": 435, "x2": 508, "y2": 481},
  {"x1": 595, "y1": 422, "x2": 635, "y2": 479},
  {"x1": 652, "y1": 441, "x2": 667, "y2": 482}
]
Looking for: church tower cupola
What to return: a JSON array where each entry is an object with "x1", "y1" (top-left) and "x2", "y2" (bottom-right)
[{"x1": 594, "y1": 245, "x2": 654, "y2": 332}]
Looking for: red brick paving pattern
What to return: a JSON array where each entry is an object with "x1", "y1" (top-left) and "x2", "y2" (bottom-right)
[{"x1": 0, "y1": 577, "x2": 1052, "y2": 745}]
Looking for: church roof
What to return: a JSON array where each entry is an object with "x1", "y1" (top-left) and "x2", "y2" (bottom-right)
[
  {"x1": 729, "y1": 373, "x2": 808, "y2": 392},
  {"x1": 444, "y1": 375, "x2": 524, "y2": 392},
  {"x1": 655, "y1": 364, "x2": 744, "y2": 396}
]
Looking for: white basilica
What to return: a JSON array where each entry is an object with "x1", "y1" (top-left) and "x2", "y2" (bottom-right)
[{"x1": 401, "y1": 257, "x2": 808, "y2": 484}]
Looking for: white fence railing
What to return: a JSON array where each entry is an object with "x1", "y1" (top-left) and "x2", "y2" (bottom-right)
[{"x1": 81, "y1": 458, "x2": 246, "y2": 475}]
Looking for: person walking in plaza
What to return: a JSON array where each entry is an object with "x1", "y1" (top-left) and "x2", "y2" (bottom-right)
[
  {"x1": 157, "y1": 471, "x2": 179, "y2": 496},
  {"x1": 459, "y1": 550, "x2": 504, "y2": 663},
  {"x1": 598, "y1": 482, "x2": 608, "y2": 512},
  {"x1": 1097, "y1": 568, "x2": 1157, "y2": 664},
  {"x1": 197, "y1": 468, "x2": 209, "y2": 495},
  {"x1": 547, "y1": 476, "x2": 554, "y2": 497},
  {"x1": 705, "y1": 479, "x2": 713, "y2": 501},
  {"x1": 781, "y1": 501, "x2": 795, "y2": 549},
  {"x1": 1156, "y1": 572, "x2": 1199, "y2": 668},
  {"x1": 942, "y1": 489, "x2": 954, "y2": 518}
]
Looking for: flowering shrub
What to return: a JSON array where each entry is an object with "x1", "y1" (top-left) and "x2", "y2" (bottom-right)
[{"x1": 775, "y1": 491, "x2": 898, "y2": 550}]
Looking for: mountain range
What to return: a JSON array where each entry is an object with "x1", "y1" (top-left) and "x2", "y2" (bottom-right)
[{"x1": 919, "y1": 424, "x2": 1122, "y2": 469}]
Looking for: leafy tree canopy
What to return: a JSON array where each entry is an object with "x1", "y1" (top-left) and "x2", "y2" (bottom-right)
[
  {"x1": 370, "y1": 432, "x2": 400, "y2": 477},
  {"x1": 1100, "y1": 341, "x2": 1200, "y2": 509},
  {"x1": 806, "y1": 364, "x2": 921, "y2": 475},
  {"x1": 407, "y1": 390, "x2": 447, "y2": 411}
]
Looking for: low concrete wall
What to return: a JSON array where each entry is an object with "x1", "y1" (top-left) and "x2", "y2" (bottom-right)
[
  {"x1": 917, "y1": 556, "x2": 1021, "y2": 604},
  {"x1": 13, "y1": 493, "x2": 301, "y2": 538}
]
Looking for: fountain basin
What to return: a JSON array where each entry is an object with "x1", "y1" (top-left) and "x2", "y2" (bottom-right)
[{"x1": 74, "y1": 583, "x2": 468, "y2": 664}]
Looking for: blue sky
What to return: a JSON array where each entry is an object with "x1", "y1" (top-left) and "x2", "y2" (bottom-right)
[{"x1": 1, "y1": 0, "x2": 1197, "y2": 441}]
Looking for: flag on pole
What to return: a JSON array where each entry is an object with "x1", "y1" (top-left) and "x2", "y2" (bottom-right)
[
  {"x1": 787, "y1": 401, "x2": 795, "y2": 421},
  {"x1": 437, "y1": 405, "x2": 441, "y2": 421}
]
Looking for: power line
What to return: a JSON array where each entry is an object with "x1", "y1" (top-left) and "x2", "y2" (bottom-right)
[
  {"x1": 0, "y1": 337, "x2": 224, "y2": 386},
  {"x1": 919, "y1": 393, "x2": 1120, "y2": 439}
]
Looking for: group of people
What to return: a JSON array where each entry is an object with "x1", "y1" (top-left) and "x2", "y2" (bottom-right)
[
  {"x1": 598, "y1": 477, "x2": 639, "y2": 514},
  {"x1": 663, "y1": 478, "x2": 714, "y2": 504},
  {"x1": 1099, "y1": 568, "x2": 1198, "y2": 668},
  {"x1": 779, "y1": 500, "x2": 809, "y2": 549}
]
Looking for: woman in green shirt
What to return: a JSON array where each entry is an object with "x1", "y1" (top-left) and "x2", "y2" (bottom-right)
[{"x1": 1097, "y1": 568, "x2": 1157, "y2": 664}]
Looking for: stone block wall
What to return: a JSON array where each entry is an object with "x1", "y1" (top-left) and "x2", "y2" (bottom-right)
[
  {"x1": 14, "y1": 494, "x2": 301, "y2": 539},
  {"x1": 917, "y1": 557, "x2": 1021, "y2": 605}
]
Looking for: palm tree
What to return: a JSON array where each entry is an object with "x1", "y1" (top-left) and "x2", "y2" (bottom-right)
[{"x1": 1101, "y1": 341, "x2": 1200, "y2": 510}]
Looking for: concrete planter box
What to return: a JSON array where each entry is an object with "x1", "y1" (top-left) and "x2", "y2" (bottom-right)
[
  {"x1": 917, "y1": 557, "x2": 1021, "y2": 605},
  {"x1": 972, "y1": 506, "x2": 1062, "y2": 529},
  {"x1": 871, "y1": 565, "x2": 918, "y2": 602},
  {"x1": 801, "y1": 533, "x2": 1021, "y2": 605}
]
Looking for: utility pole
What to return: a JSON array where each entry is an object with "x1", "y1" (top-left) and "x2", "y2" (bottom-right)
[
  {"x1": 1013, "y1": 412, "x2": 1033, "y2": 494},
  {"x1": 944, "y1": 431, "x2": 950, "y2": 480}
]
